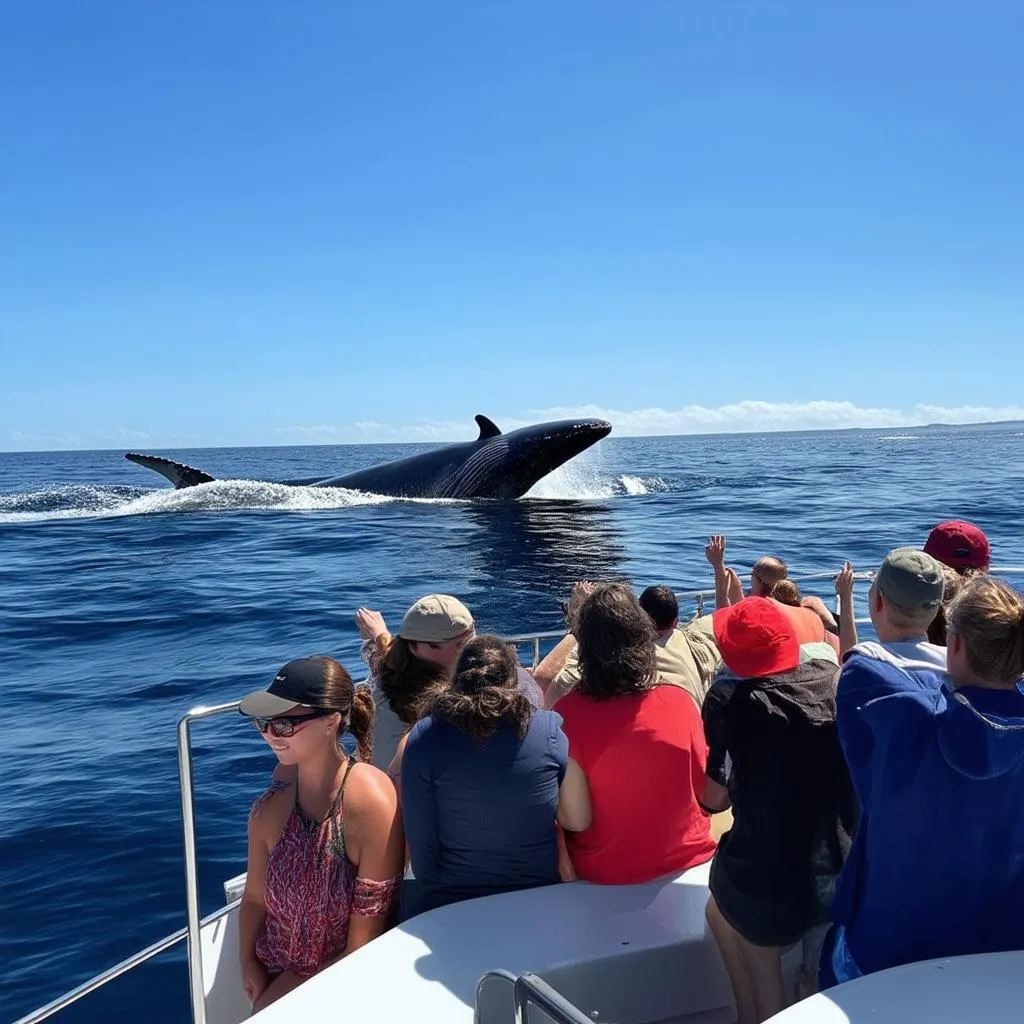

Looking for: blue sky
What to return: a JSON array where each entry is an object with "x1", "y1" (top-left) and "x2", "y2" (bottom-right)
[{"x1": 2, "y1": 1, "x2": 1021, "y2": 451}]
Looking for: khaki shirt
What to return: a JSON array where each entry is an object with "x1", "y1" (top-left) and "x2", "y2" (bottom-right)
[{"x1": 549, "y1": 615, "x2": 722, "y2": 708}]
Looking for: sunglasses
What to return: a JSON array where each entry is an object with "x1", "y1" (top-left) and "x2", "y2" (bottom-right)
[{"x1": 252, "y1": 709, "x2": 330, "y2": 738}]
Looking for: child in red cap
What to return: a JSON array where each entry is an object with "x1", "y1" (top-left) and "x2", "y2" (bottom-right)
[
  {"x1": 922, "y1": 522, "x2": 990, "y2": 644},
  {"x1": 701, "y1": 598, "x2": 854, "y2": 1024}
]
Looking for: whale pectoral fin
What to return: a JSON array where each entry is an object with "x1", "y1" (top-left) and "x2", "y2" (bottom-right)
[
  {"x1": 474, "y1": 414, "x2": 502, "y2": 440},
  {"x1": 125, "y1": 452, "x2": 216, "y2": 489}
]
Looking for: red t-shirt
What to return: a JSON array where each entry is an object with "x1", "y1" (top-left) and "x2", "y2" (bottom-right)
[{"x1": 554, "y1": 685, "x2": 717, "y2": 884}]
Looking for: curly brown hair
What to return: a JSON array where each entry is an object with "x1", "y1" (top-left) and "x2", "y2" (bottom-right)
[
  {"x1": 429, "y1": 635, "x2": 533, "y2": 745},
  {"x1": 377, "y1": 635, "x2": 449, "y2": 725},
  {"x1": 575, "y1": 583, "x2": 658, "y2": 699}
]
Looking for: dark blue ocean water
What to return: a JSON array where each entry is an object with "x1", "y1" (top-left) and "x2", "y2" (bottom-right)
[{"x1": 3, "y1": 426, "x2": 1023, "y2": 1024}]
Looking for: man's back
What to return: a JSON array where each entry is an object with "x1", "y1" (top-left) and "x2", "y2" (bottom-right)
[
  {"x1": 551, "y1": 619, "x2": 720, "y2": 707},
  {"x1": 829, "y1": 652, "x2": 1024, "y2": 980}
]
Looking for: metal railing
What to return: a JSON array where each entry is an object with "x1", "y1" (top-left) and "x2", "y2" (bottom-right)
[
  {"x1": 513, "y1": 972, "x2": 596, "y2": 1024},
  {"x1": 16, "y1": 565, "x2": 1024, "y2": 1024},
  {"x1": 178, "y1": 701, "x2": 241, "y2": 1024},
  {"x1": 12, "y1": 901, "x2": 238, "y2": 1024},
  {"x1": 502, "y1": 571, "x2": 883, "y2": 668}
]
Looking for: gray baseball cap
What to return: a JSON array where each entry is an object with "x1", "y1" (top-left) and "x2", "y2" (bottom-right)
[{"x1": 875, "y1": 548, "x2": 944, "y2": 611}]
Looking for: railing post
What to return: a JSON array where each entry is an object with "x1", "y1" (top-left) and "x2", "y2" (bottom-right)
[
  {"x1": 176, "y1": 701, "x2": 238, "y2": 1024},
  {"x1": 178, "y1": 713, "x2": 207, "y2": 1024},
  {"x1": 533, "y1": 636, "x2": 541, "y2": 669}
]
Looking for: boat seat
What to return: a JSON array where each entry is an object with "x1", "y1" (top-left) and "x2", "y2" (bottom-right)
[{"x1": 249, "y1": 861, "x2": 737, "y2": 1024}]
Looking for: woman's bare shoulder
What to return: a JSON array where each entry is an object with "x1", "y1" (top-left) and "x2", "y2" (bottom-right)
[
  {"x1": 345, "y1": 761, "x2": 399, "y2": 819},
  {"x1": 249, "y1": 781, "x2": 294, "y2": 833}
]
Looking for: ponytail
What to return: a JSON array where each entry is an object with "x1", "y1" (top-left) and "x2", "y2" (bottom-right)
[
  {"x1": 770, "y1": 578, "x2": 803, "y2": 607},
  {"x1": 432, "y1": 635, "x2": 533, "y2": 745},
  {"x1": 348, "y1": 686, "x2": 375, "y2": 763}
]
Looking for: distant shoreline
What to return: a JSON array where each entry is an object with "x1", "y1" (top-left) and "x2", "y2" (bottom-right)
[{"x1": 4, "y1": 418, "x2": 1023, "y2": 456}]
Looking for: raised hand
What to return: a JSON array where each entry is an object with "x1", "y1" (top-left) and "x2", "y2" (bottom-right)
[
  {"x1": 705, "y1": 535, "x2": 727, "y2": 568},
  {"x1": 834, "y1": 562, "x2": 855, "y2": 602},
  {"x1": 355, "y1": 607, "x2": 388, "y2": 641}
]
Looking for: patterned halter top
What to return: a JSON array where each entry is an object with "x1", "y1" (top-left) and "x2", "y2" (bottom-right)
[{"x1": 253, "y1": 758, "x2": 400, "y2": 977}]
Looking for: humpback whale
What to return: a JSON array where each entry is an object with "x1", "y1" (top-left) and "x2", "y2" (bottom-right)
[{"x1": 125, "y1": 415, "x2": 612, "y2": 500}]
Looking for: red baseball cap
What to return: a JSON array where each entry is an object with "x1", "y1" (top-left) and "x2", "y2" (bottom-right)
[
  {"x1": 923, "y1": 520, "x2": 991, "y2": 571},
  {"x1": 712, "y1": 597, "x2": 801, "y2": 679}
]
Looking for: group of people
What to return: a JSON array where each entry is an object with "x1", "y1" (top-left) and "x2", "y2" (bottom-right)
[{"x1": 235, "y1": 517, "x2": 1024, "y2": 1024}]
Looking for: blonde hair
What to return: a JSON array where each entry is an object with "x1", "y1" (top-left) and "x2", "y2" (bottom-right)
[
  {"x1": 770, "y1": 578, "x2": 803, "y2": 607},
  {"x1": 948, "y1": 575, "x2": 1024, "y2": 686}
]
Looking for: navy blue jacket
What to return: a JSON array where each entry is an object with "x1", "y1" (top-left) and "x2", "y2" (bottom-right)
[{"x1": 826, "y1": 643, "x2": 1024, "y2": 983}]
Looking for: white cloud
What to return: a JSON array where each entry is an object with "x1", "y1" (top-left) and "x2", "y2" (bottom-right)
[
  {"x1": 273, "y1": 400, "x2": 1024, "y2": 444},
  {"x1": 11, "y1": 401, "x2": 1024, "y2": 451}
]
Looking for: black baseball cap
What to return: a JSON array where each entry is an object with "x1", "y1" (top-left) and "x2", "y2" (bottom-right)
[{"x1": 239, "y1": 656, "x2": 331, "y2": 718}]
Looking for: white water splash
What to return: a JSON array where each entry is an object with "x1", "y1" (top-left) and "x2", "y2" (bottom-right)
[
  {"x1": 878, "y1": 434, "x2": 922, "y2": 441},
  {"x1": 0, "y1": 480, "x2": 412, "y2": 524},
  {"x1": 620, "y1": 475, "x2": 657, "y2": 496},
  {"x1": 525, "y1": 463, "x2": 666, "y2": 500},
  {"x1": 2, "y1": 463, "x2": 668, "y2": 524}
]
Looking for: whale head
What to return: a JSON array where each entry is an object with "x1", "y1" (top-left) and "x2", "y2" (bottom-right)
[{"x1": 452, "y1": 417, "x2": 613, "y2": 499}]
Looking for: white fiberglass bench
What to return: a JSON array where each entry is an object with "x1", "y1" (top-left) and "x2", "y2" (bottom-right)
[{"x1": 240, "y1": 861, "x2": 736, "y2": 1024}]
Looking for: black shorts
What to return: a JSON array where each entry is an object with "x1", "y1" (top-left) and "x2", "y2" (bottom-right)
[{"x1": 709, "y1": 849, "x2": 822, "y2": 948}]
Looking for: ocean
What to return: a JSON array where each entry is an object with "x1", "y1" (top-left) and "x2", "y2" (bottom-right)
[{"x1": 3, "y1": 425, "x2": 1022, "y2": 1024}]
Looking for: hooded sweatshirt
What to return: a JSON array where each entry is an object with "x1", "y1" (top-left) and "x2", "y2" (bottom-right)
[{"x1": 826, "y1": 646, "x2": 1024, "y2": 984}]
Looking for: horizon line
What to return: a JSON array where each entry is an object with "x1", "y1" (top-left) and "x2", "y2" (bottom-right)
[{"x1": 4, "y1": 415, "x2": 1022, "y2": 457}]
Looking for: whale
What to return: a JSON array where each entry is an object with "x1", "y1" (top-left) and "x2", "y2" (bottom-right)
[{"x1": 124, "y1": 415, "x2": 613, "y2": 500}]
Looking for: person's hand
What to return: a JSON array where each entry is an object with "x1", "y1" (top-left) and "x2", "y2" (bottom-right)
[
  {"x1": 834, "y1": 562, "x2": 855, "y2": 602},
  {"x1": 242, "y1": 958, "x2": 269, "y2": 1006},
  {"x1": 705, "y1": 535, "x2": 727, "y2": 568},
  {"x1": 355, "y1": 608, "x2": 387, "y2": 641},
  {"x1": 726, "y1": 568, "x2": 744, "y2": 605},
  {"x1": 561, "y1": 581, "x2": 596, "y2": 630}
]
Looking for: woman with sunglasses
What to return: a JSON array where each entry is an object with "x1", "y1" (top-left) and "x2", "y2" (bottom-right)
[{"x1": 238, "y1": 656, "x2": 404, "y2": 1013}]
